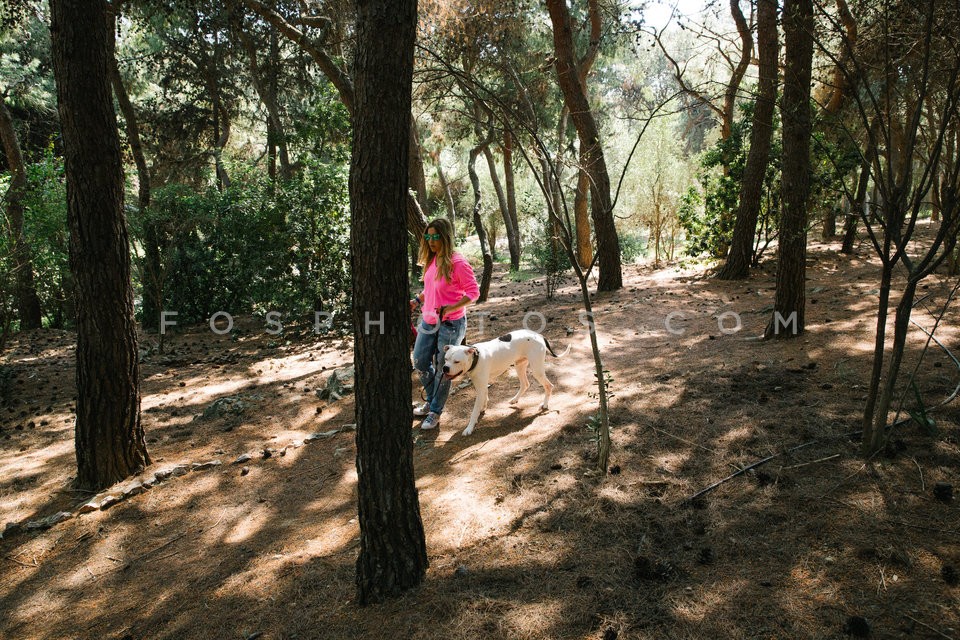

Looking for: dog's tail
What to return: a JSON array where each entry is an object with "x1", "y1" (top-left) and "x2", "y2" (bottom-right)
[{"x1": 544, "y1": 336, "x2": 572, "y2": 358}]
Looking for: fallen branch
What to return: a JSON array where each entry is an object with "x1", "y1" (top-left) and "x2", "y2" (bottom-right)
[
  {"x1": 684, "y1": 432, "x2": 860, "y2": 504},
  {"x1": 781, "y1": 453, "x2": 841, "y2": 470},
  {"x1": 905, "y1": 613, "x2": 956, "y2": 640}
]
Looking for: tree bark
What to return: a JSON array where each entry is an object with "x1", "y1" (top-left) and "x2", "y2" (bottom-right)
[
  {"x1": 468, "y1": 131, "x2": 494, "y2": 302},
  {"x1": 546, "y1": 0, "x2": 622, "y2": 291},
  {"x1": 717, "y1": 0, "x2": 778, "y2": 280},
  {"x1": 764, "y1": 0, "x2": 813, "y2": 340},
  {"x1": 0, "y1": 100, "x2": 43, "y2": 329},
  {"x1": 350, "y1": 0, "x2": 427, "y2": 605},
  {"x1": 483, "y1": 145, "x2": 519, "y2": 269},
  {"x1": 502, "y1": 132, "x2": 521, "y2": 270},
  {"x1": 50, "y1": 0, "x2": 150, "y2": 491}
]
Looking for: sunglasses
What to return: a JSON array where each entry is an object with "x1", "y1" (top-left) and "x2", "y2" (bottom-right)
[{"x1": 423, "y1": 233, "x2": 442, "y2": 241}]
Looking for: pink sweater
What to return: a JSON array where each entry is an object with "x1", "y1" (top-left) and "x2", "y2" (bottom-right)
[{"x1": 421, "y1": 253, "x2": 480, "y2": 324}]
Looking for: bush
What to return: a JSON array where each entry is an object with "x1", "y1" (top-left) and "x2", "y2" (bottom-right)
[{"x1": 134, "y1": 160, "x2": 351, "y2": 326}]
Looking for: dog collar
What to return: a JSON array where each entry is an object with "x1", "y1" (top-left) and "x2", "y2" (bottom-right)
[{"x1": 467, "y1": 347, "x2": 480, "y2": 373}]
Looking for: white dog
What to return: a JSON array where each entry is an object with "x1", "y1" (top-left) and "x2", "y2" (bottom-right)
[{"x1": 442, "y1": 329, "x2": 570, "y2": 436}]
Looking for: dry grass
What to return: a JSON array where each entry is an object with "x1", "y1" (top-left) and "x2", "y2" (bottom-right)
[{"x1": 1, "y1": 237, "x2": 959, "y2": 640}]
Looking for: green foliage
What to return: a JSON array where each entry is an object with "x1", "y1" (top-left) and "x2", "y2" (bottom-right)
[
  {"x1": 618, "y1": 230, "x2": 648, "y2": 264},
  {"x1": 526, "y1": 222, "x2": 570, "y2": 298},
  {"x1": 135, "y1": 160, "x2": 350, "y2": 326},
  {"x1": 678, "y1": 102, "x2": 782, "y2": 259},
  {"x1": 21, "y1": 148, "x2": 69, "y2": 323}
]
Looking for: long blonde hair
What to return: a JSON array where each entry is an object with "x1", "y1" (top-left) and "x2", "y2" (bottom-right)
[{"x1": 418, "y1": 217, "x2": 455, "y2": 281}]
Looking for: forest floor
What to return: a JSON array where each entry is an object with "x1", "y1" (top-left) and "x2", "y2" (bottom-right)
[{"x1": 1, "y1": 234, "x2": 959, "y2": 640}]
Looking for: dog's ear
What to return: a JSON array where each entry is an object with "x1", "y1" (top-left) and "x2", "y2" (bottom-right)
[
  {"x1": 468, "y1": 347, "x2": 477, "y2": 355},
  {"x1": 443, "y1": 345, "x2": 451, "y2": 352}
]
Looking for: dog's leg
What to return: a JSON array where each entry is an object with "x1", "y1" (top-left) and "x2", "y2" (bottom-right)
[
  {"x1": 528, "y1": 357, "x2": 554, "y2": 410},
  {"x1": 463, "y1": 384, "x2": 488, "y2": 436},
  {"x1": 508, "y1": 358, "x2": 530, "y2": 404}
]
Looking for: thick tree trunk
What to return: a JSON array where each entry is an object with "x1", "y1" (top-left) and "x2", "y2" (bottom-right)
[
  {"x1": 0, "y1": 101, "x2": 43, "y2": 330},
  {"x1": 717, "y1": 0, "x2": 778, "y2": 280},
  {"x1": 765, "y1": 0, "x2": 813, "y2": 340},
  {"x1": 351, "y1": 0, "x2": 427, "y2": 605},
  {"x1": 546, "y1": 0, "x2": 621, "y2": 291},
  {"x1": 50, "y1": 0, "x2": 150, "y2": 491}
]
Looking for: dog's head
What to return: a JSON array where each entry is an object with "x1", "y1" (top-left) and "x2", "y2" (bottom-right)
[{"x1": 442, "y1": 344, "x2": 477, "y2": 380}]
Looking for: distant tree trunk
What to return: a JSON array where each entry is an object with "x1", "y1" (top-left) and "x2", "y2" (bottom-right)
[
  {"x1": 235, "y1": 19, "x2": 292, "y2": 180},
  {"x1": 0, "y1": 100, "x2": 43, "y2": 330},
  {"x1": 546, "y1": 0, "x2": 622, "y2": 291},
  {"x1": 503, "y1": 131, "x2": 521, "y2": 270},
  {"x1": 483, "y1": 145, "x2": 519, "y2": 269},
  {"x1": 764, "y1": 0, "x2": 813, "y2": 340},
  {"x1": 50, "y1": 0, "x2": 150, "y2": 491},
  {"x1": 106, "y1": 9, "x2": 163, "y2": 332},
  {"x1": 842, "y1": 120, "x2": 880, "y2": 254},
  {"x1": 409, "y1": 117, "x2": 430, "y2": 220},
  {"x1": 468, "y1": 134, "x2": 494, "y2": 302},
  {"x1": 350, "y1": 0, "x2": 427, "y2": 605},
  {"x1": 717, "y1": 0, "x2": 778, "y2": 280},
  {"x1": 431, "y1": 149, "x2": 457, "y2": 226}
]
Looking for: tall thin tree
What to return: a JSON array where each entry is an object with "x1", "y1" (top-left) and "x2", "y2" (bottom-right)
[
  {"x1": 546, "y1": 0, "x2": 622, "y2": 292},
  {"x1": 716, "y1": 0, "x2": 779, "y2": 280},
  {"x1": 764, "y1": 0, "x2": 813, "y2": 339},
  {"x1": 351, "y1": 0, "x2": 427, "y2": 604},
  {"x1": 49, "y1": 0, "x2": 150, "y2": 490}
]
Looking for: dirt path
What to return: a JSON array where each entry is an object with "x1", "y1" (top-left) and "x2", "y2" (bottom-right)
[{"x1": 1, "y1": 239, "x2": 958, "y2": 640}]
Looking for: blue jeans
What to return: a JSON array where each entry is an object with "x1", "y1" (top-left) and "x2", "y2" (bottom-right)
[{"x1": 413, "y1": 317, "x2": 466, "y2": 415}]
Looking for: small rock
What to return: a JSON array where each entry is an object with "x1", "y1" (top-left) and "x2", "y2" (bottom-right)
[
  {"x1": 99, "y1": 495, "x2": 122, "y2": 510},
  {"x1": 25, "y1": 512, "x2": 74, "y2": 530},
  {"x1": 261, "y1": 449, "x2": 273, "y2": 459},
  {"x1": 843, "y1": 616, "x2": 871, "y2": 638},
  {"x1": 234, "y1": 454, "x2": 252, "y2": 464},
  {"x1": 121, "y1": 482, "x2": 146, "y2": 499},
  {"x1": 192, "y1": 460, "x2": 222, "y2": 471},
  {"x1": 240, "y1": 466, "x2": 250, "y2": 476},
  {"x1": 77, "y1": 502, "x2": 99, "y2": 514}
]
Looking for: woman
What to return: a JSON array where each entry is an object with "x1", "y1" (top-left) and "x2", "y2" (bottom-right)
[{"x1": 410, "y1": 218, "x2": 480, "y2": 430}]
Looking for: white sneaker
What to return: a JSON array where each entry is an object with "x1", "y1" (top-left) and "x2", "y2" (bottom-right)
[
  {"x1": 420, "y1": 412, "x2": 441, "y2": 430},
  {"x1": 413, "y1": 402, "x2": 430, "y2": 417}
]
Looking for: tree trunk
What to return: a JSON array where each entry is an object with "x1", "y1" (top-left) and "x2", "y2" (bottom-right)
[
  {"x1": 106, "y1": 10, "x2": 163, "y2": 332},
  {"x1": 351, "y1": 0, "x2": 427, "y2": 605},
  {"x1": 235, "y1": 19, "x2": 292, "y2": 180},
  {"x1": 503, "y1": 131, "x2": 521, "y2": 270},
  {"x1": 483, "y1": 145, "x2": 519, "y2": 269},
  {"x1": 764, "y1": 0, "x2": 813, "y2": 340},
  {"x1": 409, "y1": 116, "x2": 430, "y2": 220},
  {"x1": 546, "y1": 0, "x2": 622, "y2": 291},
  {"x1": 717, "y1": 0, "x2": 778, "y2": 280},
  {"x1": 574, "y1": 168, "x2": 593, "y2": 269},
  {"x1": 0, "y1": 100, "x2": 43, "y2": 330},
  {"x1": 468, "y1": 140, "x2": 494, "y2": 302},
  {"x1": 50, "y1": 0, "x2": 150, "y2": 491},
  {"x1": 431, "y1": 149, "x2": 457, "y2": 226}
]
